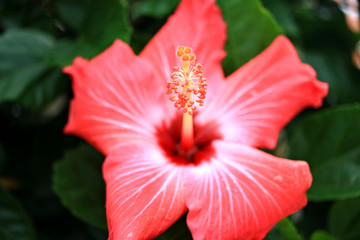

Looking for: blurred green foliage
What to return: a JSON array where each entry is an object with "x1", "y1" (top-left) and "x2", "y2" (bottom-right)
[
  {"x1": 287, "y1": 104, "x2": 360, "y2": 201},
  {"x1": 218, "y1": 0, "x2": 282, "y2": 75},
  {"x1": 328, "y1": 196, "x2": 360, "y2": 240},
  {"x1": 53, "y1": 144, "x2": 107, "y2": 230},
  {"x1": 0, "y1": 0, "x2": 359, "y2": 239},
  {"x1": 0, "y1": 185, "x2": 36, "y2": 240}
]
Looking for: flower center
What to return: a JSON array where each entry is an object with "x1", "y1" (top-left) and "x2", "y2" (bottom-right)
[
  {"x1": 156, "y1": 117, "x2": 219, "y2": 166},
  {"x1": 166, "y1": 46, "x2": 207, "y2": 156}
]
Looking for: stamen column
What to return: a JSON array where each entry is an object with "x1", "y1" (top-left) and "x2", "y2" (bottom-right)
[
  {"x1": 166, "y1": 46, "x2": 207, "y2": 155},
  {"x1": 181, "y1": 109, "x2": 194, "y2": 153}
]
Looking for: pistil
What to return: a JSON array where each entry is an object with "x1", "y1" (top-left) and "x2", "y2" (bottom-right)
[
  {"x1": 166, "y1": 46, "x2": 207, "y2": 155},
  {"x1": 181, "y1": 110, "x2": 194, "y2": 154}
]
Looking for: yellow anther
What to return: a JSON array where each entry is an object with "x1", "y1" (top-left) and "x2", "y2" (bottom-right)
[
  {"x1": 184, "y1": 47, "x2": 192, "y2": 54},
  {"x1": 181, "y1": 54, "x2": 190, "y2": 61}
]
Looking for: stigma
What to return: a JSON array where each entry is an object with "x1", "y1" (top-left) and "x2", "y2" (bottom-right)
[{"x1": 166, "y1": 46, "x2": 207, "y2": 115}]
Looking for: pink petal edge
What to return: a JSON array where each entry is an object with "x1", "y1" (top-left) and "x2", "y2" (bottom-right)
[
  {"x1": 196, "y1": 36, "x2": 328, "y2": 150},
  {"x1": 64, "y1": 40, "x2": 169, "y2": 155},
  {"x1": 185, "y1": 141, "x2": 312, "y2": 240},
  {"x1": 103, "y1": 143, "x2": 187, "y2": 240}
]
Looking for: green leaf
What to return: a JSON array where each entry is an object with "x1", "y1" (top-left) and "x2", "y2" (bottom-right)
[
  {"x1": 0, "y1": 29, "x2": 65, "y2": 110},
  {"x1": 56, "y1": 0, "x2": 88, "y2": 31},
  {"x1": 328, "y1": 196, "x2": 360, "y2": 240},
  {"x1": 0, "y1": 185, "x2": 37, "y2": 240},
  {"x1": 0, "y1": 63, "x2": 47, "y2": 102},
  {"x1": 45, "y1": 40, "x2": 98, "y2": 67},
  {"x1": 308, "y1": 149, "x2": 360, "y2": 200},
  {"x1": 0, "y1": 29, "x2": 54, "y2": 101},
  {"x1": 261, "y1": 0, "x2": 300, "y2": 37},
  {"x1": 49, "y1": 0, "x2": 132, "y2": 67},
  {"x1": 217, "y1": 0, "x2": 282, "y2": 75},
  {"x1": 287, "y1": 104, "x2": 360, "y2": 201},
  {"x1": 56, "y1": 0, "x2": 132, "y2": 46},
  {"x1": 81, "y1": 0, "x2": 132, "y2": 49},
  {"x1": 17, "y1": 68, "x2": 66, "y2": 110},
  {"x1": 305, "y1": 50, "x2": 360, "y2": 106},
  {"x1": 130, "y1": 0, "x2": 180, "y2": 19},
  {"x1": 277, "y1": 217, "x2": 304, "y2": 240},
  {"x1": 53, "y1": 144, "x2": 107, "y2": 229},
  {"x1": 310, "y1": 231, "x2": 338, "y2": 240},
  {"x1": 0, "y1": 30, "x2": 53, "y2": 70}
]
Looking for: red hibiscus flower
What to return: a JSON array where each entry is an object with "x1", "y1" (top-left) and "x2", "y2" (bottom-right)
[{"x1": 63, "y1": 0, "x2": 328, "y2": 239}]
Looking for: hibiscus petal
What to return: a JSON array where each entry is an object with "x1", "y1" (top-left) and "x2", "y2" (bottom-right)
[
  {"x1": 64, "y1": 40, "x2": 168, "y2": 155},
  {"x1": 103, "y1": 143, "x2": 187, "y2": 240},
  {"x1": 196, "y1": 36, "x2": 328, "y2": 149},
  {"x1": 185, "y1": 141, "x2": 311, "y2": 240},
  {"x1": 139, "y1": 0, "x2": 226, "y2": 98}
]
